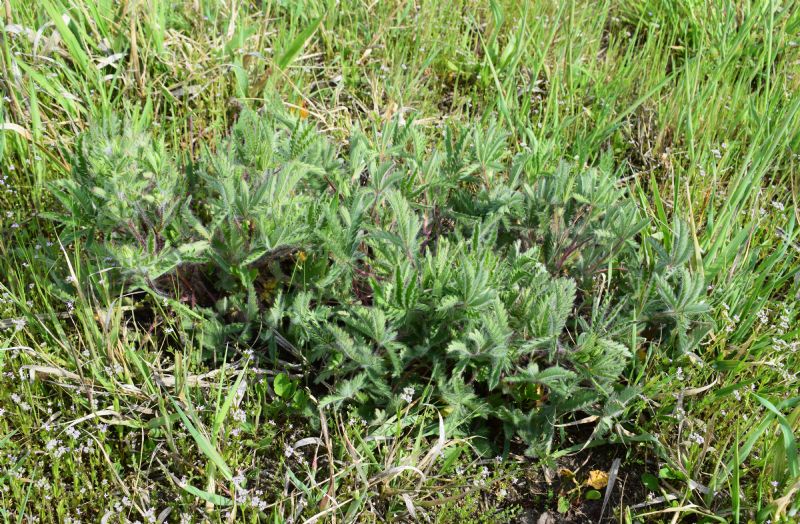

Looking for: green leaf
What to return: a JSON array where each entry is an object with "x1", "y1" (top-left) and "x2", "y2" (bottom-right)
[
  {"x1": 641, "y1": 473, "x2": 659, "y2": 491},
  {"x1": 177, "y1": 240, "x2": 210, "y2": 262},
  {"x1": 585, "y1": 489, "x2": 602, "y2": 501},
  {"x1": 40, "y1": 0, "x2": 92, "y2": 77},
  {"x1": 658, "y1": 466, "x2": 686, "y2": 481},
  {"x1": 212, "y1": 364, "x2": 247, "y2": 437},
  {"x1": 752, "y1": 394, "x2": 799, "y2": 478},
  {"x1": 180, "y1": 482, "x2": 233, "y2": 507},
  {"x1": 319, "y1": 374, "x2": 368, "y2": 408},
  {"x1": 292, "y1": 388, "x2": 309, "y2": 409},
  {"x1": 273, "y1": 373, "x2": 295, "y2": 399},
  {"x1": 277, "y1": 16, "x2": 324, "y2": 70},
  {"x1": 170, "y1": 398, "x2": 233, "y2": 481}
]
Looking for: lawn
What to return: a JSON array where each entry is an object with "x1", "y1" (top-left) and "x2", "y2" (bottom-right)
[{"x1": 1, "y1": 0, "x2": 799, "y2": 522}]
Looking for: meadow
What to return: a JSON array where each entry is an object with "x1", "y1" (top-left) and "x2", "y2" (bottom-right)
[{"x1": 1, "y1": 0, "x2": 799, "y2": 522}]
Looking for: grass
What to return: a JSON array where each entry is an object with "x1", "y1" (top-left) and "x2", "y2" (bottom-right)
[{"x1": 1, "y1": 0, "x2": 799, "y2": 522}]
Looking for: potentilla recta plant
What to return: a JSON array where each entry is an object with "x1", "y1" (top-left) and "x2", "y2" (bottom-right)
[{"x1": 47, "y1": 106, "x2": 711, "y2": 457}]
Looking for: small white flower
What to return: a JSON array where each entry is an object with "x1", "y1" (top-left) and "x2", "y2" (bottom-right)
[
  {"x1": 143, "y1": 507, "x2": 156, "y2": 524},
  {"x1": 400, "y1": 386, "x2": 415, "y2": 403},
  {"x1": 231, "y1": 408, "x2": 246, "y2": 423},
  {"x1": 232, "y1": 473, "x2": 246, "y2": 488}
]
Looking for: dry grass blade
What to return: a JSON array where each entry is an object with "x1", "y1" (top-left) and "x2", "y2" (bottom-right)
[
  {"x1": 418, "y1": 409, "x2": 446, "y2": 472},
  {"x1": 402, "y1": 493, "x2": 417, "y2": 519},
  {"x1": 63, "y1": 409, "x2": 125, "y2": 430},
  {"x1": 599, "y1": 457, "x2": 621, "y2": 521},
  {"x1": 317, "y1": 408, "x2": 337, "y2": 512},
  {"x1": 370, "y1": 465, "x2": 426, "y2": 484},
  {"x1": 21, "y1": 363, "x2": 234, "y2": 399},
  {"x1": 293, "y1": 437, "x2": 325, "y2": 450},
  {"x1": 0, "y1": 121, "x2": 32, "y2": 139}
]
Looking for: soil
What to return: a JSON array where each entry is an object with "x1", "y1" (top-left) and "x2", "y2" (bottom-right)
[{"x1": 509, "y1": 443, "x2": 654, "y2": 523}]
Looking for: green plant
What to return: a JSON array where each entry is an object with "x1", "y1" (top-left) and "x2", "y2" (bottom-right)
[
  {"x1": 5, "y1": 0, "x2": 799, "y2": 518},
  {"x1": 45, "y1": 108, "x2": 710, "y2": 459},
  {"x1": 47, "y1": 113, "x2": 195, "y2": 286}
]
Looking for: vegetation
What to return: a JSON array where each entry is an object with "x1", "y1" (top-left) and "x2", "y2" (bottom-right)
[{"x1": 0, "y1": 0, "x2": 799, "y2": 522}]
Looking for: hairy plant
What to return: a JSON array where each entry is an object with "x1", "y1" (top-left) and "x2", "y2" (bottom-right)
[{"x1": 47, "y1": 107, "x2": 711, "y2": 457}]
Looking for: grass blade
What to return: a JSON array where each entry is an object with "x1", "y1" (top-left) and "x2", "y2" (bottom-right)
[
  {"x1": 277, "y1": 16, "x2": 324, "y2": 70},
  {"x1": 170, "y1": 397, "x2": 233, "y2": 481}
]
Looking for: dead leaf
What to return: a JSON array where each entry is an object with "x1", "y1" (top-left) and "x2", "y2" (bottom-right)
[{"x1": 586, "y1": 469, "x2": 609, "y2": 490}]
